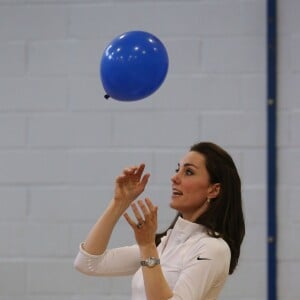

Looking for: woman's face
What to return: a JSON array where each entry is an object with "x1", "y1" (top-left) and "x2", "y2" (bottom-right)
[{"x1": 170, "y1": 151, "x2": 219, "y2": 221}]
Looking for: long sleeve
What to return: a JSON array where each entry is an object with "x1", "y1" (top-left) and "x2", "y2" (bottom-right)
[
  {"x1": 74, "y1": 243, "x2": 141, "y2": 277},
  {"x1": 131, "y1": 217, "x2": 231, "y2": 300}
]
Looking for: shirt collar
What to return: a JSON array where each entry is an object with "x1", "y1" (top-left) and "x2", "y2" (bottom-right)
[{"x1": 171, "y1": 216, "x2": 206, "y2": 242}]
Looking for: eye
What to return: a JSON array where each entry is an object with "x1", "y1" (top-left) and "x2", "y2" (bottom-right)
[
  {"x1": 175, "y1": 167, "x2": 179, "y2": 173},
  {"x1": 185, "y1": 168, "x2": 194, "y2": 176}
]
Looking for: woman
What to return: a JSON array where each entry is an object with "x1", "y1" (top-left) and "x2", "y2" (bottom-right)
[{"x1": 74, "y1": 142, "x2": 245, "y2": 300}]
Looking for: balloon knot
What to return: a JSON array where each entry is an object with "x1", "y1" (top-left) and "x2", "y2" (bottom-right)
[{"x1": 104, "y1": 94, "x2": 110, "y2": 100}]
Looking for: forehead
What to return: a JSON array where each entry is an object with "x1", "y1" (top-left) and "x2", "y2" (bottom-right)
[{"x1": 179, "y1": 151, "x2": 206, "y2": 166}]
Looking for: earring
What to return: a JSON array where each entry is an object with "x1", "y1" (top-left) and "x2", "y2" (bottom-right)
[{"x1": 207, "y1": 198, "x2": 211, "y2": 204}]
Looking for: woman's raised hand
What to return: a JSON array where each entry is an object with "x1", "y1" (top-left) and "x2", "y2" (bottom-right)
[{"x1": 113, "y1": 164, "x2": 150, "y2": 210}]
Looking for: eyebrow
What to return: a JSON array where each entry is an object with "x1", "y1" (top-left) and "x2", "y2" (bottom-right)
[{"x1": 178, "y1": 162, "x2": 199, "y2": 169}]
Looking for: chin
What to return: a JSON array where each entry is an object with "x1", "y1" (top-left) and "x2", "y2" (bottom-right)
[{"x1": 169, "y1": 201, "x2": 180, "y2": 211}]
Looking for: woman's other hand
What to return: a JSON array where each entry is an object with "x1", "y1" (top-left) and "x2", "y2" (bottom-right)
[{"x1": 123, "y1": 198, "x2": 158, "y2": 247}]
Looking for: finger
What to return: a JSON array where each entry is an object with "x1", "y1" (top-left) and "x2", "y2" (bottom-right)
[
  {"x1": 145, "y1": 198, "x2": 158, "y2": 220},
  {"x1": 144, "y1": 197, "x2": 154, "y2": 210},
  {"x1": 131, "y1": 202, "x2": 144, "y2": 223},
  {"x1": 123, "y1": 166, "x2": 138, "y2": 175},
  {"x1": 137, "y1": 199, "x2": 150, "y2": 220},
  {"x1": 135, "y1": 163, "x2": 146, "y2": 178},
  {"x1": 116, "y1": 174, "x2": 126, "y2": 183},
  {"x1": 140, "y1": 173, "x2": 150, "y2": 186},
  {"x1": 123, "y1": 212, "x2": 136, "y2": 228}
]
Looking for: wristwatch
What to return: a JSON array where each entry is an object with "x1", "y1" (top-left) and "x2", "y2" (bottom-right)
[{"x1": 140, "y1": 257, "x2": 160, "y2": 268}]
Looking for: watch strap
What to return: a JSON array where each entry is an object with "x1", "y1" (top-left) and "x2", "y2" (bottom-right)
[{"x1": 140, "y1": 257, "x2": 160, "y2": 268}]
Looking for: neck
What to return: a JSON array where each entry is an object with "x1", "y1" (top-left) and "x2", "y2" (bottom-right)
[{"x1": 180, "y1": 203, "x2": 209, "y2": 222}]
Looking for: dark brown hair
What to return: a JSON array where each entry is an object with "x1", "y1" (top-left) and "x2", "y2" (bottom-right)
[{"x1": 155, "y1": 142, "x2": 245, "y2": 274}]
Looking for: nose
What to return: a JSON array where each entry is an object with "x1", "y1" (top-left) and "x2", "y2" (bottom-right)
[{"x1": 171, "y1": 172, "x2": 180, "y2": 184}]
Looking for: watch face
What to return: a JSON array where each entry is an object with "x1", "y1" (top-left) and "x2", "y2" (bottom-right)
[
  {"x1": 147, "y1": 258, "x2": 156, "y2": 267},
  {"x1": 141, "y1": 257, "x2": 160, "y2": 268}
]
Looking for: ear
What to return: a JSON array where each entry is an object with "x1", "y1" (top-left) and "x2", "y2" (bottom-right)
[{"x1": 207, "y1": 183, "x2": 221, "y2": 199}]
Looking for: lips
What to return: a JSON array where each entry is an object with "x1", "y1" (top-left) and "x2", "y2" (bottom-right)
[{"x1": 172, "y1": 188, "x2": 183, "y2": 196}]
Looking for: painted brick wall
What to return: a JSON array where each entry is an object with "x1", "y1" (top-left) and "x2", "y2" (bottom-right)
[
  {"x1": 277, "y1": 1, "x2": 300, "y2": 300},
  {"x1": 0, "y1": 0, "x2": 297, "y2": 299}
]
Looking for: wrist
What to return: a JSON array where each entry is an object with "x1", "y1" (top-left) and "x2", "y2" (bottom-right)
[
  {"x1": 140, "y1": 256, "x2": 160, "y2": 268},
  {"x1": 139, "y1": 243, "x2": 157, "y2": 259},
  {"x1": 107, "y1": 200, "x2": 127, "y2": 218}
]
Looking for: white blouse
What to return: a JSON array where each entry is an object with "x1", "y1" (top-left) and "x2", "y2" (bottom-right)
[{"x1": 74, "y1": 217, "x2": 231, "y2": 300}]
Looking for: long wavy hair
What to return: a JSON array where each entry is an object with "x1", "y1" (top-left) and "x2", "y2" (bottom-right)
[{"x1": 155, "y1": 142, "x2": 245, "y2": 274}]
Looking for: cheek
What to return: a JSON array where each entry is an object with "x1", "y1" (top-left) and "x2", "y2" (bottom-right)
[{"x1": 184, "y1": 180, "x2": 208, "y2": 195}]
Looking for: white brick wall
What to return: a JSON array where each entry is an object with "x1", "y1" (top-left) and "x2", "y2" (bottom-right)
[
  {"x1": 0, "y1": 0, "x2": 298, "y2": 299},
  {"x1": 278, "y1": 1, "x2": 300, "y2": 299}
]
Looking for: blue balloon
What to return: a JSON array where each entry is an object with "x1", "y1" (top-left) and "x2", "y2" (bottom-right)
[{"x1": 100, "y1": 31, "x2": 169, "y2": 101}]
